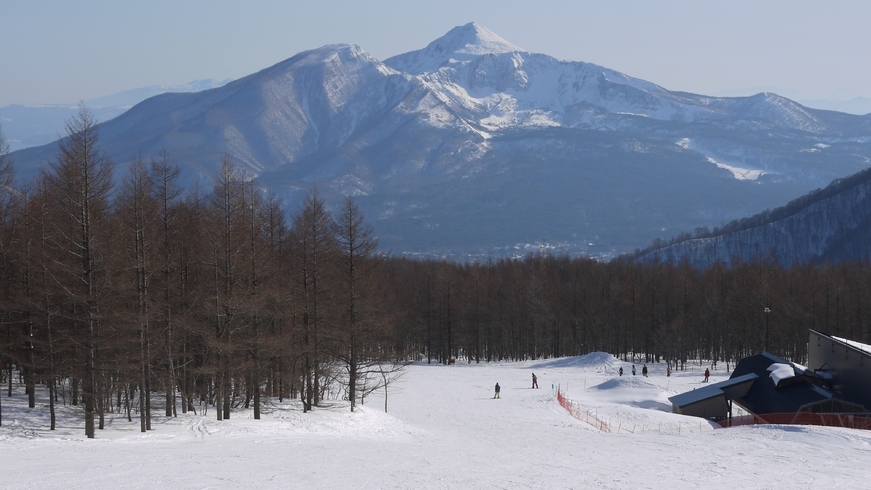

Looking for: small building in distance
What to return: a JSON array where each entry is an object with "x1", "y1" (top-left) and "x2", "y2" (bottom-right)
[
  {"x1": 670, "y1": 330, "x2": 871, "y2": 424},
  {"x1": 668, "y1": 373, "x2": 757, "y2": 420}
]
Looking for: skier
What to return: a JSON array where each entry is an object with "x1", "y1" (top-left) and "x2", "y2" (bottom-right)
[
  {"x1": 642, "y1": 364, "x2": 648, "y2": 377},
  {"x1": 532, "y1": 373, "x2": 539, "y2": 389},
  {"x1": 667, "y1": 365, "x2": 672, "y2": 377},
  {"x1": 704, "y1": 368, "x2": 710, "y2": 383},
  {"x1": 619, "y1": 367, "x2": 624, "y2": 376},
  {"x1": 494, "y1": 382, "x2": 501, "y2": 398},
  {"x1": 632, "y1": 365, "x2": 636, "y2": 376}
]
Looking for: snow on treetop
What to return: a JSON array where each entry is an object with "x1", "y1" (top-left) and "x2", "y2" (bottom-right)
[{"x1": 384, "y1": 22, "x2": 524, "y2": 75}]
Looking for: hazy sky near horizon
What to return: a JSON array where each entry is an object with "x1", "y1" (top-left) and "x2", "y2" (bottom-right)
[{"x1": 2, "y1": 0, "x2": 870, "y2": 107}]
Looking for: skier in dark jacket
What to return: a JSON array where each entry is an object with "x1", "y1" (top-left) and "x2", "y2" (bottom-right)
[
  {"x1": 632, "y1": 365, "x2": 636, "y2": 376},
  {"x1": 532, "y1": 373, "x2": 539, "y2": 389},
  {"x1": 642, "y1": 364, "x2": 648, "y2": 377},
  {"x1": 494, "y1": 382, "x2": 501, "y2": 398},
  {"x1": 619, "y1": 367, "x2": 623, "y2": 376}
]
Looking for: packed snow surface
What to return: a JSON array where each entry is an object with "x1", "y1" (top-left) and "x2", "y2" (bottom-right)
[{"x1": 2, "y1": 353, "x2": 871, "y2": 488}]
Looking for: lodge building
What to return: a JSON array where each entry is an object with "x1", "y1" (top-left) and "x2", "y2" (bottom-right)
[{"x1": 669, "y1": 330, "x2": 871, "y2": 425}]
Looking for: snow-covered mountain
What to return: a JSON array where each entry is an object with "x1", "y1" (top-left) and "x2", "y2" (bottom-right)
[
  {"x1": 384, "y1": 23, "x2": 523, "y2": 74},
  {"x1": 10, "y1": 23, "x2": 871, "y2": 258},
  {"x1": 387, "y1": 25, "x2": 829, "y2": 134}
]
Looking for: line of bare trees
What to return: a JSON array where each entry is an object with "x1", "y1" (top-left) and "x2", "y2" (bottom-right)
[
  {"x1": 2, "y1": 109, "x2": 870, "y2": 437},
  {"x1": 386, "y1": 255, "x2": 871, "y2": 371},
  {"x1": 0, "y1": 109, "x2": 400, "y2": 437}
]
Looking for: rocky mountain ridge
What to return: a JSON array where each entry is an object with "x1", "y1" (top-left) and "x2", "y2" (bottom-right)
[{"x1": 9, "y1": 23, "x2": 871, "y2": 258}]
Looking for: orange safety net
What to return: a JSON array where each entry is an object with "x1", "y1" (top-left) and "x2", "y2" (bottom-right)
[{"x1": 556, "y1": 389, "x2": 610, "y2": 433}]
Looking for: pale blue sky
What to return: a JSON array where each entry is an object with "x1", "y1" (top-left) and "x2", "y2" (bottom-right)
[{"x1": 2, "y1": 0, "x2": 870, "y2": 106}]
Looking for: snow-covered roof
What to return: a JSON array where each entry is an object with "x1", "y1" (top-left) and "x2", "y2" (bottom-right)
[
  {"x1": 767, "y1": 363, "x2": 796, "y2": 386},
  {"x1": 669, "y1": 373, "x2": 758, "y2": 408},
  {"x1": 832, "y1": 335, "x2": 871, "y2": 355}
]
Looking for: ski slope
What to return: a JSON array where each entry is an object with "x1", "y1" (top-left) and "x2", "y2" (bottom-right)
[{"x1": 2, "y1": 353, "x2": 870, "y2": 488}]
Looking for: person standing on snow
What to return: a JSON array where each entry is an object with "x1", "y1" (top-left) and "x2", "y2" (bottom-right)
[
  {"x1": 494, "y1": 382, "x2": 501, "y2": 398},
  {"x1": 642, "y1": 364, "x2": 648, "y2": 377},
  {"x1": 704, "y1": 368, "x2": 710, "y2": 383},
  {"x1": 667, "y1": 365, "x2": 672, "y2": 377},
  {"x1": 619, "y1": 367, "x2": 624, "y2": 376},
  {"x1": 532, "y1": 373, "x2": 539, "y2": 389},
  {"x1": 632, "y1": 365, "x2": 636, "y2": 376}
]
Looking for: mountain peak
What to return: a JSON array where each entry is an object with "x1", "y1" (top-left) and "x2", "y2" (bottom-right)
[
  {"x1": 384, "y1": 22, "x2": 522, "y2": 74},
  {"x1": 435, "y1": 22, "x2": 522, "y2": 57}
]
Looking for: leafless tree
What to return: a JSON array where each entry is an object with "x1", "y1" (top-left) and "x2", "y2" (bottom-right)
[
  {"x1": 116, "y1": 157, "x2": 158, "y2": 432},
  {"x1": 205, "y1": 155, "x2": 247, "y2": 420},
  {"x1": 0, "y1": 123, "x2": 12, "y2": 426},
  {"x1": 150, "y1": 150, "x2": 182, "y2": 417},
  {"x1": 43, "y1": 105, "x2": 114, "y2": 438},
  {"x1": 290, "y1": 187, "x2": 337, "y2": 412},
  {"x1": 332, "y1": 196, "x2": 391, "y2": 411}
]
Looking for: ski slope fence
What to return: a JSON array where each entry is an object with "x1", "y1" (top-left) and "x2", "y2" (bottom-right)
[
  {"x1": 556, "y1": 389, "x2": 713, "y2": 434},
  {"x1": 717, "y1": 412, "x2": 871, "y2": 431},
  {"x1": 555, "y1": 390, "x2": 871, "y2": 433},
  {"x1": 556, "y1": 389, "x2": 610, "y2": 432}
]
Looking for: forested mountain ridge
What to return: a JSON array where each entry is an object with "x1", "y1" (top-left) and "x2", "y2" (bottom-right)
[
  {"x1": 9, "y1": 23, "x2": 871, "y2": 258},
  {"x1": 634, "y1": 166, "x2": 871, "y2": 266}
]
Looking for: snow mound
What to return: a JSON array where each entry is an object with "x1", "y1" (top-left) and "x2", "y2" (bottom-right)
[
  {"x1": 582, "y1": 375, "x2": 674, "y2": 411},
  {"x1": 592, "y1": 376, "x2": 661, "y2": 391},
  {"x1": 531, "y1": 352, "x2": 616, "y2": 370}
]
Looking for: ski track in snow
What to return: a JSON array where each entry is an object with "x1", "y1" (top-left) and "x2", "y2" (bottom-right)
[{"x1": 2, "y1": 354, "x2": 871, "y2": 488}]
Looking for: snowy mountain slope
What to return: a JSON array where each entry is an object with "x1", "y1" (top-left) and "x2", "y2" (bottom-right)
[
  {"x1": 3, "y1": 354, "x2": 871, "y2": 488},
  {"x1": 99, "y1": 45, "x2": 419, "y2": 176},
  {"x1": 9, "y1": 23, "x2": 871, "y2": 258},
  {"x1": 385, "y1": 23, "x2": 841, "y2": 135},
  {"x1": 635, "y1": 166, "x2": 871, "y2": 266},
  {"x1": 384, "y1": 22, "x2": 523, "y2": 74},
  {"x1": 0, "y1": 79, "x2": 229, "y2": 152},
  {"x1": 86, "y1": 79, "x2": 232, "y2": 108}
]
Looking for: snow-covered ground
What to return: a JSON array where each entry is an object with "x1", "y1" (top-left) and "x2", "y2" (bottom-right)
[{"x1": 2, "y1": 353, "x2": 871, "y2": 489}]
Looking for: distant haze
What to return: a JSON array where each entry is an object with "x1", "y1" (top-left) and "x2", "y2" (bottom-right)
[{"x1": 2, "y1": 1, "x2": 870, "y2": 107}]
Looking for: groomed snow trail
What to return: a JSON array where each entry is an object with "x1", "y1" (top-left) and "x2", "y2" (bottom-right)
[{"x1": 1, "y1": 354, "x2": 871, "y2": 488}]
